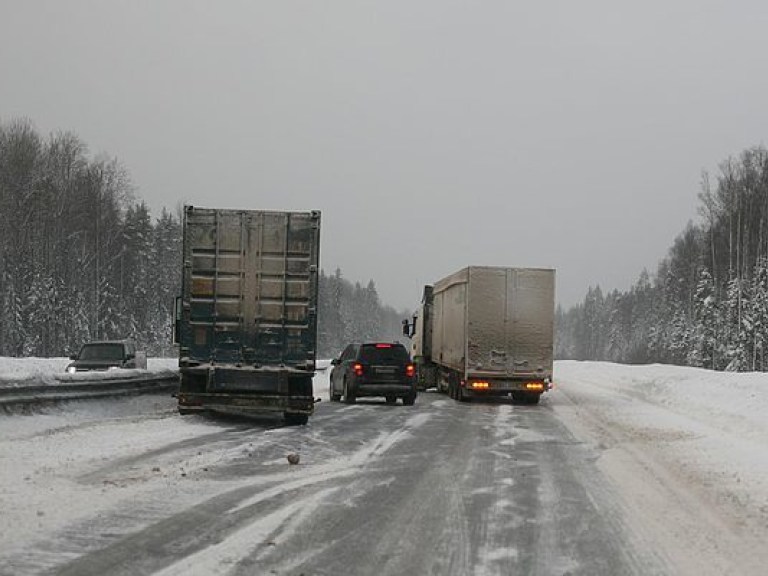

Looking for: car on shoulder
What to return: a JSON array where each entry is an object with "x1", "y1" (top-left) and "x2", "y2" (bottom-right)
[
  {"x1": 329, "y1": 342, "x2": 417, "y2": 405},
  {"x1": 65, "y1": 340, "x2": 147, "y2": 373}
]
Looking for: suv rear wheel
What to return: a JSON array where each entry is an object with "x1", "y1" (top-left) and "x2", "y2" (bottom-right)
[
  {"x1": 330, "y1": 381, "x2": 341, "y2": 402},
  {"x1": 344, "y1": 379, "x2": 356, "y2": 404}
]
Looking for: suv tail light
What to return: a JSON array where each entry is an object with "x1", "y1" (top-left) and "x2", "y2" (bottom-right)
[
  {"x1": 406, "y1": 364, "x2": 415, "y2": 378},
  {"x1": 353, "y1": 363, "x2": 364, "y2": 376}
]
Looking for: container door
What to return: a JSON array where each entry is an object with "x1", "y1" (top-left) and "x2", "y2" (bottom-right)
[{"x1": 506, "y1": 268, "x2": 555, "y2": 378}]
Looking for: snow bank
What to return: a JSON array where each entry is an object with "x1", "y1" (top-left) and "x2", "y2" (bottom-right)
[
  {"x1": 554, "y1": 360, "x2": 768, "y2": 563},
  {"x1": 0, "y1": 357, "x2": 178, "y2": 388},
  {"x1": 555, "y1": 360, "x2": 768, "y2": 440}
]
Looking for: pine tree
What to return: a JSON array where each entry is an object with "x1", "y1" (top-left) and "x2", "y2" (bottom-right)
[
  {"x1": 749, "y1": 258, "x2": 768, "y2": 370},
  {"x1": 724, "y1": 276, "x2": 748, "y2": 371},
  {"x1": 689, "y1": 268, "x2": 718, "y2": 369}
]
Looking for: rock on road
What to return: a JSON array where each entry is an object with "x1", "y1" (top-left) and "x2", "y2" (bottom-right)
[{"x1": 0, "y1": 369, "x2": 765, "y2": 575}]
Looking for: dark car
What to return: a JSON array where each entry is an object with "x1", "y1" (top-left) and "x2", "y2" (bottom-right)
[
  {"x1": 65, "y1": 340, "x2": 147, "y2": 373},
  {"x1": 329, "y1": 342, "x2": 417, "y2": 405}
]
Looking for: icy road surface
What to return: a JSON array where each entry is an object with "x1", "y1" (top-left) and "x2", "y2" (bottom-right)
[{"x1": 1, "y1": 361, "x2": 767, "y2": 575}]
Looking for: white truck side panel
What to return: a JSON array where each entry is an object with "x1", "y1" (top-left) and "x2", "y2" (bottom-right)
[{"x1": 432, "y1": 268, "x2": 469, "y2": 373}]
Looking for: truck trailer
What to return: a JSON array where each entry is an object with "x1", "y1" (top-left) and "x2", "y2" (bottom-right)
[
  {"x1": 404, "y1": 266, "x2": 555, "y2": 404},
  {"x1": 174, "y1": 206, "x2": 321, "y2": 424}
]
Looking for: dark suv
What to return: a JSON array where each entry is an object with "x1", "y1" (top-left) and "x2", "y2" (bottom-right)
[
  {"x1": 330, "y1": 342, "x2": 417, "y2": 405},
  {"x1": 65, "y1": 340, "x2": 147, "y2": 373}
]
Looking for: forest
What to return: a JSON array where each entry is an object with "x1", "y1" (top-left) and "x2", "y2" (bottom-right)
[
  {"x1": 0, "y1": 119, "x2": 404, "y2": 359},
  {"x1": 557, "y1": 145, "x2": 768, "y2": 371},
  {"x1": 6, "y1": 118, "x2": 768, "y2": 371}
]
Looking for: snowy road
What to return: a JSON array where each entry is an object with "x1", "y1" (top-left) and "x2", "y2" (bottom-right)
[{"x1": 1, "y1": 362, "x2": 766, "y2": 575}]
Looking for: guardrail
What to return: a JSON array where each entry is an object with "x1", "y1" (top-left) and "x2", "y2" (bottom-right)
[{"x1": 0, "y1": 372, "x2": 179, "y2": 408}]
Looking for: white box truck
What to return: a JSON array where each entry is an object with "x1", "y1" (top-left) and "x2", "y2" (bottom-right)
[{"x1": 404, "y1": 266, "x2": 555, "y2": 404}]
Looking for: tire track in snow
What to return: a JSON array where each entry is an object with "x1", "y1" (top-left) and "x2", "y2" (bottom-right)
[{"x1": 52, "y1": 410, "x2": 434, "y2": 576}]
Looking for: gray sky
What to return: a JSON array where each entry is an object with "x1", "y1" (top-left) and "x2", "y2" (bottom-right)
[{"x1": 2, "y1": 1, "x2": 768, "y2": 311}]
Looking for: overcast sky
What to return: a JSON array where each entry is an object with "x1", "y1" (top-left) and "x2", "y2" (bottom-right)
[{"x1": 2, "y1": 1, "x2": 768, "y2": 311}]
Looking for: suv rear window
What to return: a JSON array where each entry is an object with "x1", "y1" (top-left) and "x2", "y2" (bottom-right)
[
  {"x1": 358, "y1": 344, "x2": 409, "y2": 364},
  {"x1": 79, "y1": 343, "x2": 125, "y2": 361}
]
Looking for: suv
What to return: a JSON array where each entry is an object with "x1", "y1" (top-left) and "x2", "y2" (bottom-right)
[
  {"x1": 65, "y1": 340, "x2": 147, "y2": 373},
  {"x1": 329, "y1": 342, "x2": 417, "y2": 405}
]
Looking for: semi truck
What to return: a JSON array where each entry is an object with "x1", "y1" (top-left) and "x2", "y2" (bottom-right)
[
  {"x1": 404, "y1": 266, "x2": 555, "y2": 404},
  {"x1": 174, "y1": 206, "x2": 321, "y2": 424}
]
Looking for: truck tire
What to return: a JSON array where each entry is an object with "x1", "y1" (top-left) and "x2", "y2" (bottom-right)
[
  {"x1": 330, "y1": 381, "x2": 342, "y2": 402},
  {"x1": 402, "y1": 393, "x2": 416, "y2": 406},
  {"x1": 284, "y1": 412, "x2": 309, "y2": 426},
  {"x1": 524, "y1": 393, "x2": 541, "y2": 405},
  {"x1": 457, "y1": 385, "x2": 470, "y2": 403},
  {"x1": 385, "y1": 395, "x2": 397, "y2": 405},
  {"x1": 513, "y1": 392, "x2": 540, "y2": 405}
]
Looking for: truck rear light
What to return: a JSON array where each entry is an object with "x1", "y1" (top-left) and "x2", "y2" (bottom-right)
[
  {"x1": 353, "y1": 363, "x2": 364, "y2": 376},
  {"x1": 525, "y1": 382, "x2": 545, "y2": 391},
  {"x1": 406, "y1": 364, "x2": 415, "y2": 378},
  {"x1": 471, "y1": 381, "x2": 489, "y2": 389}
]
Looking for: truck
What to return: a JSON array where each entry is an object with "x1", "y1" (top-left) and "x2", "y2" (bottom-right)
[
  {"x1": 404, "y1": 266, "x2": 555, "y2": 404},
  {"x1": 174, "y1": 206, "x2": 321, "y2": 424}
]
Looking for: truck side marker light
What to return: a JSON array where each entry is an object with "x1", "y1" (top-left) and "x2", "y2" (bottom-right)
[
  {"x1": 525, "y1": 382, "x2": 545, "y2": 391},
  {"x1": 471, "y1": 381, "x2": 490, "y2": 389}
]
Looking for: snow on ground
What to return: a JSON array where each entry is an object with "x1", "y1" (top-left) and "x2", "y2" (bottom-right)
[
  {"x1": 553, "y1": 361, "x2": 768, "y2": 575},
  {"x1": 0, "y1": 395, "x2": 218, "y2": 554},
  {"x1": 555, "y1": 361, "x2": 768, "y2": 440},
  {"x1": 2, "y1": 358, "x2": 767, "y2": 574},
  {"x1": 554, "y1": 361, "x2": 768, "y2": 501},
  {"x1": 0, "y1": 359, "x2": 404, "y2": 572}
]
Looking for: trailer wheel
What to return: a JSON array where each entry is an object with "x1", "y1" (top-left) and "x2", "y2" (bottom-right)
[
  {"x1": 284, "y1": 413, "x2": 309, "y2": 426},
  {"x1": 524, "y1": 393, "x2": 541, "y2": 405},
  {"x1": 513, "y1": 392, "x2": 540, "y2": 405}
]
